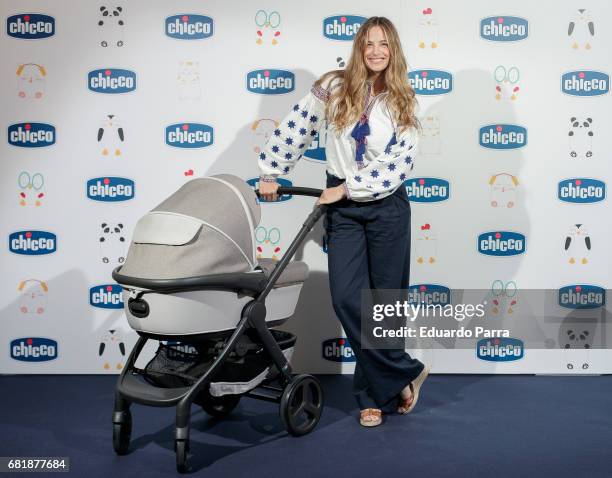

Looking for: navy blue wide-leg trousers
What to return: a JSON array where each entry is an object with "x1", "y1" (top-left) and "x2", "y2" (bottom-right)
[{"x1": 325, "y1": 172, "x2": 424, "y2": 412}]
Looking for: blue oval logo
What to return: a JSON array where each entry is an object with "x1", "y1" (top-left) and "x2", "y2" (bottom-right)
[
  {"x1": 478, "y1": 231, "x2": 526, "y2": 256},
  {"x1": 479, "y1": 124, "x2": 527, "y2": 149},
  {"x1": 246, "y1": 69, "x2": 295, "y2": 95},
  {"x1": 88, "y1": 68, "x2": 136, "y2": 94},
  {"x1": 87, "y1": 177, "x2": 135, "y2": 202},
  {"x1": 561, "y1": 70, "x2": 609, "y2": 97},
  {"x1": 480, "y1": 16, "x2": 529, "y2": 42},
  {"x1": 558, "y1": 178, "x2": 606, "y2": 204},
  {"x1": 408, "y1": 284, "x2": 451, "y2": 306},
  {"x1": 165, "y1": 14, "x2": 213, "y2": 39},
  {"x1": 246, "y1": 177, "x2": 293, "y2": 202},
  {"x1": 477, "y1": 338, "x2": 524, "y2": 361},
  {"x1": 322, "y1": 338, "x2": 356, "y2": 362},
  {"x1": 10, "y1": 337, "x2": 58, "y2": 362},
  {"x1": 322, "y1": 15, "x2": 366, "y2": 41},
  {"x1": 559, "y1": 285, "x2": 605, "y2": 310},
  {"x1": 165, "y1": 123, "x2": 214, "y2": 148},
  {"x1": 405, "y1": 177, "x2": 450, "y2": 202},
  {"x1": 89, "y1": 284, "x2": 124, "y2": 309},
  {"x1": 6, "y1": 14, "x2": 55, "y2": 39},
  {"x1": 9, "y1": 231, "x2": 56, "y2": 255},
  {"x1": 408, "y1": 69, "x2": 453, "y2": 95},
  {"x1": 8, "y1": 122, "x2": 55, "y2": 148}
]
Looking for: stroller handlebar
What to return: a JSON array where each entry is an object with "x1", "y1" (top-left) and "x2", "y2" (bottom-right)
[{"x1": 255, "y1": 186, "x2": 323, "y2": 198}]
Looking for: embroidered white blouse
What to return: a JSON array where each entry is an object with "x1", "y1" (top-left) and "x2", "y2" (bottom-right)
[{"x1": 257, "y1": 76, "x2": 420, "y2": 201}]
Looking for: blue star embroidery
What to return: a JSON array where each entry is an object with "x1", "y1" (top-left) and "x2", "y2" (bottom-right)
[
  {"x1": 287, "y1": 120, "x2": 296, "y2": 129},
  {"x1": 387, "y1": 163, "x2": 396, "y2": 171},
  {"x1": 285, "y1": 137, "x2": 294, "y2": 145},
  {"x1": 299, "y1": 127, "x2": 307, "y2": 135},
  {"x1": 399, "y1": 173, "x2": 406, "y2": 181},
  {"x1": 354, "y1": 175, "x2": 362, "y2": 183},
  {"x1": 400, "y1": 140, "x2": 406, "y2": 147},
  {"x1": 293, "y1": 104, "x2": 300, "y2": 111},
  {"x1": 382, "y1": 180, "x2": 391, "y2": 188},
  {"x1": 309, "y1": 115, "x2": 318, "y2": 123},
  {"x1": 271, "y1": 161, "x2": 278, "y2": 168},
  {"x1": 283, "y1": 166, "x2": 290, "y2": 173},
  {"x1": 373, "y1": 192, "x2": 380, "y2": 198},
  {"x1": 301, "y1": 110, "x2": 308, "y2": 118},
  {"x1": 298, "y1": 143, "x2": 305, "y2": 149},
  {"x1": 274, "y1": 129, "x2": 281, "y2": 137},
  {"x1": 271, "y1": 145, "x2": 280, "y2": 153},
  {"x1": 259, "y1": 152, "x2": 266, "y2": 160},
  {"x1": 285, "y1": 152, "x2": 293, "y2": 160},
  {"x1": 370, "y1": 170, "x2": 379, "y2": 179},
  {"x1": 310, "y1": 130, "x2": 317, "y2": 136},
  {"x1": 404, "y1": 156, "x2": 412, "y2": 164}
]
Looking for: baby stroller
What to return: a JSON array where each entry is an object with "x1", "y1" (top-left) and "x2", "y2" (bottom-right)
[{"x1": 111, "y1": 174, "x2": 326, "y2": 473}]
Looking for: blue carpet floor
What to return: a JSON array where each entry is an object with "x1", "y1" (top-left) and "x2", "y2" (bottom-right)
[{"x1": 1, "y1": 375, "x2": 611, "y2": 477}]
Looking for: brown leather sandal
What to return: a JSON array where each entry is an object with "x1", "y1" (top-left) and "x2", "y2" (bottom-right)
[
  {"x1": 359, "y1": 408, "x2": 382, "y2": 427},
  {"x1": 398, "y1": 366, "x2": 430, "y2": 414}
]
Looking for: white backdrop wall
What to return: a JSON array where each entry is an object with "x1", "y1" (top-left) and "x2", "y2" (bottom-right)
[{"x1": 1, "y1": 0, "x2": 610, "y2": 375}]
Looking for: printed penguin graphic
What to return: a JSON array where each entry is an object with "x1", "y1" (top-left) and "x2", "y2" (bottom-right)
[
  {"x1": 494, "y1": 65, "x2": 520, "y2": 101},
  {"x1": 99, "y1": 222, "x2": 127, "y2": 264},
  {"x1": 18, "y1": 171, "x2": 45, "y2": 207},
  {"x1": 564, "y1": 224, "x2": 591, "y2": 265},
  {"x1": 98, "y1": 5, "x2": 124, "y2": 47},
  {"x1": 568, "y1": 117, "x2": 593, "y2": 159},
  {"x1": 16, "y1": 63, "x2": 46, "y2": 99},
  {"x1": 489, "y1": 173, "x2": 518, "y2": 208},
  {"x1": 99, "y1": 329, "x2": 126, "y2": 370},
  {"x1": 568, "y1": 9, "x2": 594, "y2": 50},
  {"x1": 177, "y1": 61, "x2": 201, "y2": 100},
  {"x1": 418, "y1": 115, "x2": 441, "y2": 155},
  {"x1": 417, "y1": 7, "x2": 438, "y2": 49},
  {"x1": 18, "y1": 279, "x2": 48, "y2": 315},
  {"x1": 252, "y1": 118, "x2": 279, "y2": 157},
  {"x1": 97, "y1": 115, "x2": 124, "y2": 157},
  {"x1": 255, "y1": 10, "x2": 281, "y2": 45},
  {"x1": 255, "y1": 226, "x2": 282, "y2": 260},
  {"x1": 416, "y1": 223, "x2": 436, "y2": 264}
]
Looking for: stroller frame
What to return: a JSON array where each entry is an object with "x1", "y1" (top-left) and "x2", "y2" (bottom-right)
[{"x1": 111, "y1": 187, "x2": 327, "y2": 473}]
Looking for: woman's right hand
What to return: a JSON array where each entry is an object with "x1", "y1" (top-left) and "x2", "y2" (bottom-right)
[{"x1": 258, "y1": 179, "x2": 279, "y2": 202}]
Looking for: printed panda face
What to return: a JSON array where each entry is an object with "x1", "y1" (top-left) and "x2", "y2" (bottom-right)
[
  {"x1": 569, "y1": 117, "x2": 593, "y2": 134},
  {"x1": 98, "y1": 6, "x2": 124, "y2": 25},
  {"x1": 99, "y1": 223, "x2": 125, "y2": 242}
]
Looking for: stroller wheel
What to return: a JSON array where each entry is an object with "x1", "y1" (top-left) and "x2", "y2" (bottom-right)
[
  {"x1": 280, "y1": 374, "x2": 323, "y2": 437},
  {"x1": 195, "y1": 388, "x2": 241, "y2": 418},
  {"x1": 112, "y1": 412, "x2": 132, "y2": 455},
  {"x1": 175, "y1": 439, "x2": 190, "y2": 473}
]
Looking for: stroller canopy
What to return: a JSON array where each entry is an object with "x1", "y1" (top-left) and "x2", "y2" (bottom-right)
[{"x1": 120, "y1": 174, "x2": 261, "y2": 280}]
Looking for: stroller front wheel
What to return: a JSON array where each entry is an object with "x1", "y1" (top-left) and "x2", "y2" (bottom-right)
[
  {"x1": 112, "y1": 412, "x2": 132, "y2": 455},
  {"x1": 280, "y1": 374, "x2": 323, "y2": 437},
  {"x1": 175, "y1": 439, "x2": 190, "y2": 473}
]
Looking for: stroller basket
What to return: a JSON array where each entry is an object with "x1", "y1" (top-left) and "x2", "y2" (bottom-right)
[{"x1": 144, "y1": 330, "x2": 296, "y2": 397}]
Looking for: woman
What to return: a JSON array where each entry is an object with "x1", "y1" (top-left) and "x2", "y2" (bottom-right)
[{"x1": 258, "y1": 16, "x2": 429, "y2": 427}]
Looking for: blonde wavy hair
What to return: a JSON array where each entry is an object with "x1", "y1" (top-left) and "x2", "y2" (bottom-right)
[{"x1": 315, "y1": 16, "x2": 420, "y2": 136}]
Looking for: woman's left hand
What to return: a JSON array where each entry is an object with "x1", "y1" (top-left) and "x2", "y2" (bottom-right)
[{"x1": 316, "y1": 185, "x2": 346, "y2": 205}]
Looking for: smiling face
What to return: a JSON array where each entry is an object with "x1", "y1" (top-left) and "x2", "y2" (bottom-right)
[{"x1": 363, "y1": 26, "x2": 390, "y2": 76}]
